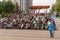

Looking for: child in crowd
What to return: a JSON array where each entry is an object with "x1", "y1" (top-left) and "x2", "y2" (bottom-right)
[{"x1": 48, "y1": 20, "x2": 55, "y2": 38}]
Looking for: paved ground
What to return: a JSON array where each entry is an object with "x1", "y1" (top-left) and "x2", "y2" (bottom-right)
[{"x1": 0, "y1": 29, "x2": 60, "y2": 40}]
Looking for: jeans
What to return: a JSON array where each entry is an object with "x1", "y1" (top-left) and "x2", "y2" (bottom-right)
[{"x1": 49, "y1": 30, "x2": 54, "y2": 38}]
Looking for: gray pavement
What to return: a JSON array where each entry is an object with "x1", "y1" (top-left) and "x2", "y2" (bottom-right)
[{"x1": 0, "y1": 29, "x2": 60, "y2": 40}]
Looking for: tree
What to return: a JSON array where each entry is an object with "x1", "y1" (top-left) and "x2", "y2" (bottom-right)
[
  {"x1": 13, "y1": 0, "x2": 22, "y2": 14},
  {"x1": 0, "y1": 0, "x2": 15, "y2": 17},
  {"x1": 0, "y1": 1, "x2": 2, "y2": 13},
  {"x1": 0, "y1": 0, "x2": 22, "y2": 18},
  {"x1": 52, "y1": 0, "x2": 60, "y2": 16},
  {"x1": 14, "y1": 1, "x2": 20, "y2": 13}
]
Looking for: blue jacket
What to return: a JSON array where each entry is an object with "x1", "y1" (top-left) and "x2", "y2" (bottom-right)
[{"x1": 48, "y1": 24, "x2": 54, "y2": 31}]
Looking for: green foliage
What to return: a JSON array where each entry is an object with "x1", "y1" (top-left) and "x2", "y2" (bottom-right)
[
  {"x1": 14, "y1": 2, "x2": 20, "y2": 13},
  {"x1": 11, "y1": 0, "x2": 22, "y2": 14},
  {"x1": 0, "y1": 0, "x2": 15, "y2": 18},
  {"x1": 52, "y1": 0, "x2": 60, "y2": 16},
  {"x1": 0, "y1": 0, "x2": 23, "y2": 18},
  {"x1": 4, "y1": 0, "x2": 15, "y2": 13}
]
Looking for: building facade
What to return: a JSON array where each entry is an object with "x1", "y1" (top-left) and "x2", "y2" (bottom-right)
[{"x1": 11, "y1": 0, "x2": 32, "y2": 12}]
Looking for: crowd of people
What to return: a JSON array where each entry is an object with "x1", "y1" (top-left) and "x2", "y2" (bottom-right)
[{"x1": 0, "y1": 12, "x2": 56, "y2": 30}]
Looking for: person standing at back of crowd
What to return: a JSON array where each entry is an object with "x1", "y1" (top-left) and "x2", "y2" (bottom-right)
[{"x1": 48, "y1": 20, "x2": 55, "y2": 38}]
